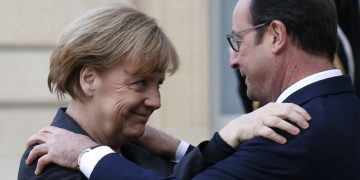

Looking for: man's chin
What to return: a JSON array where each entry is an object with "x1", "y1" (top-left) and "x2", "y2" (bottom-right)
[{"x1": 246, "y1": 91, "x2": 255, "y2": 101}]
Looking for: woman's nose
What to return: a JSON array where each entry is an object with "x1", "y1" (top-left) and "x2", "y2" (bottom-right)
[{"x1": 145, "y1": 89, "x2": 161, "y2": 110}]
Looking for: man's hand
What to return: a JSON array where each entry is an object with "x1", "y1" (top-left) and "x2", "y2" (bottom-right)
[
  {"x1": 25, "y1": 126, "x2": 99, "y2": 176},
  {"x1": 219, "y1": 103, "x2": 311, "y2": 148}
]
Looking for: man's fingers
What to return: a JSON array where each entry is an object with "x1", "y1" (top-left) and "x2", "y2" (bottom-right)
[
  {"x1": 26, "y1": 144, "x2": 48, "y2": 166},
  {"x1": 34, "y1": 155, "x2": 51, "y2": 176},
  {"x1": 26, "y1": 128, "x2": 53, "y2": 148},
  {"x1": 257, "y1": 126, "x2": 287, "y2": 144},
  {"x1": 26, "y1": 134, "x2": 42, "y2": 149}
]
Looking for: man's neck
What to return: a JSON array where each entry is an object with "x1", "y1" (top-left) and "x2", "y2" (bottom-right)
[
  {"x1": 276, "y1": 69, "x2": 342, "y2": 103},
  {"x1": 274, "y1": 50, "x2": 334, "y2": 102}
]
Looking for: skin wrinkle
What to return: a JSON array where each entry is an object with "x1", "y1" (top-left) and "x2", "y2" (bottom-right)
[
  {"x1": 102, "y1": 84, "x2": 129, "y2": 149},
  {"x1": 114, "y1": 84, "x2": 144, "y2": 139},
  {"x1": 241, "y1": 34, "x2": 272, "y2": 103},
  {"x1": 72, "y1": 62, "x2": 164, "y2": 150},
  {"x1": 277, "y1": 50, "x2": 335, "y2": 99},
  {"x1": 104, "y1": 76, "x2": 144, "y2": 147}
]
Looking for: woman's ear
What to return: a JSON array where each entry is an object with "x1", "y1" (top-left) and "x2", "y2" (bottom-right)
[
  {"x1": 269, "y1": 20, "x2": 287, "y2": 54},
  {"x1": 80, "y1": 66, "x2": 96, "y2": 97}
]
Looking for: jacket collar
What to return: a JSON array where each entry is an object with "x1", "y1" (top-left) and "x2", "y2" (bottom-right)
[
  {"x1": 51, "y1": 108, "x2": 90, "y2": 136},
  {"x1": 283, "y1": 76, "x2": 355, "y2": 105}
]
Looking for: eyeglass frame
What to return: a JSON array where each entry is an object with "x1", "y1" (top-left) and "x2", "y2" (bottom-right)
[{"x1": 226, "y1": 22, "x2": 269, "y2": 52}]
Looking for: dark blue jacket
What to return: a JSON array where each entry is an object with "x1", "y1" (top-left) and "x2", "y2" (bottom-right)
[
  {"x1": 90, "y1": 76, "x2": 360, "y2": 180},
  {"x1": 18, "y1": 108, "x2": 177, "y2": 179}
]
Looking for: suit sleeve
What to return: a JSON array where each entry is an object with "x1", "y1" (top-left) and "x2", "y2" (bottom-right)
[
  {"x1": 90, "y1": 135, "x2": 305, "y2": 180},
  {"x1": 121, "y1": 142, "x2": 175, "y2": 176},
  {"x1": 18, "y1": 145, "x2": 87, "y2": 180},
  {"x1": 171, "y1": 132, "x2": 235, "y2": 179},
  {"x1": 90, "y1": 153, "x2": 176, "y2": 180},
  {"x1": 191, "y1": 135, "x2": 307, "y2": 180},
  {"x1": 89, "y1": 132, "x2": 235, "y2": 180}
]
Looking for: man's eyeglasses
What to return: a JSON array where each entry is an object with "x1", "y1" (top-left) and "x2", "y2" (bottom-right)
[{"x1": 226, "y1": 23, "x2": 269, "y2": 52}]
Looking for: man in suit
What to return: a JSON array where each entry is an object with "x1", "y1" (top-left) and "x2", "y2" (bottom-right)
[
  {"x1": 238, "y1": 0, "x2": 360, "y2": 113},
  {"x1": 187, "y1": 0, "x2": 360, "y2": 178},
  {"x1": 192, "y1": 0, "x2": 360, "y2": 178},
  {"x1": 24, "y1": 0, "x2": 360, "y2": 179}
]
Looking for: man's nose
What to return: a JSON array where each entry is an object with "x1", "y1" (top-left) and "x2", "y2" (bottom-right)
[{"x1": 229, "y1": 51, "x2": 239, "y2": 69}]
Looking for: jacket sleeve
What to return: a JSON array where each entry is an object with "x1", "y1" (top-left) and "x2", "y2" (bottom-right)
[
  {"x1": 89, "y1": 132, "x2": 234, "y2": 180},
  {"x1": 90, "y1": 153, "x2": 176, "y2": 180},
  {"x1": 171, "y1": 132, "x2": 235, "y2": 179}
]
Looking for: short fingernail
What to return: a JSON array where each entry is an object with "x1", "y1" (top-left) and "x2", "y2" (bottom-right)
[
  {"x1": 302, "y1": 122, "x2": 309, "y2": 128},
  {"x1": 293, "y1": 128, "x2": 300, "y2": 134}
]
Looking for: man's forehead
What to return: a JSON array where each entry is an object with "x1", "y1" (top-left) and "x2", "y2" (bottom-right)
[{"x1": 233, "y1": 0, "x2": 251, "y2": 28}]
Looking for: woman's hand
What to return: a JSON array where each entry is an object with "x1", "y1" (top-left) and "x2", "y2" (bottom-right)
[{"x1": 219, "y1": 102, "x2": 311, "y2": 148}]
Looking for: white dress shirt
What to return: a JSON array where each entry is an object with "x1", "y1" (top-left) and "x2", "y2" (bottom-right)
[
  {"x1": 80, "y1": 70, "x2": 342, "y2": 178},
  {"x1": 276, "y1": 69, "x2": 342, "y2": 103},
  {"x1": 79, "y1": 141, "x2": 190, "y2": 178}
]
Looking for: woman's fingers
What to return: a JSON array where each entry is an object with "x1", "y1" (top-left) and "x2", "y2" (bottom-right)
[
  {"x1": 264, "y1": 103, "x2": 311, "y2": 129},
  {"x1": 255, "y1": 126, "x2": 287, "y2": 144},
  {"x1": 263, "y1": 116, "x2": 300, "y2": 135}
]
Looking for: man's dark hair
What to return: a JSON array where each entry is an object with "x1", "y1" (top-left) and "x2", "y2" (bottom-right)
[{"x1": 250, "y1": 0, "x2": 338, "y2": 61}]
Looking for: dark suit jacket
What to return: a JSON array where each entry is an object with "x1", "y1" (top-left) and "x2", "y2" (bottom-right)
[
  {"x1": 89, "y1": 75, "x2": 360, "y2": 180},
  {"x1": 18, "y1": 108, "x2": 176, "y2": 179}
]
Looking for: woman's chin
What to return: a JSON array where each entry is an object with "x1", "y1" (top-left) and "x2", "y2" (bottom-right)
[{"x1": 127, "y1": 128, "x2": 146, "y2": 140}]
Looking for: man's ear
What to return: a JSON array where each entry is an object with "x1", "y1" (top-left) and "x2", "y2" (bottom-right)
[
  {"x1": 80, "y1": 66, "x2": 96, "y2": 97},
  {"x1": 268, "y1": 20, "x2": 287, "y2": 54}
]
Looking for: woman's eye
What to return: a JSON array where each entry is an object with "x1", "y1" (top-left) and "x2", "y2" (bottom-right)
[
  {"x1": 157, "y1": 81, "x2": 164, "y2": 89},
  {"x1": 128, "y1": 80, "x2": 148, "y2": 91}
]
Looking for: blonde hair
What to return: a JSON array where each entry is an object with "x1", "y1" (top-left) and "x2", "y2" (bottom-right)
[{"x1": 48, "y1": 3, "x2": 179, "y2": 100}]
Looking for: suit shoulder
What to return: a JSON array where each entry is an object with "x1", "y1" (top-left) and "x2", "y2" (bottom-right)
[{"x1": 18, "y1": 146, "x2": 86, "y2": 180}]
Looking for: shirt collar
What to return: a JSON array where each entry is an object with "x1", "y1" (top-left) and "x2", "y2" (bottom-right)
[{"x1": 276, "y1": 69, "x2": 342, "y2": 103}]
